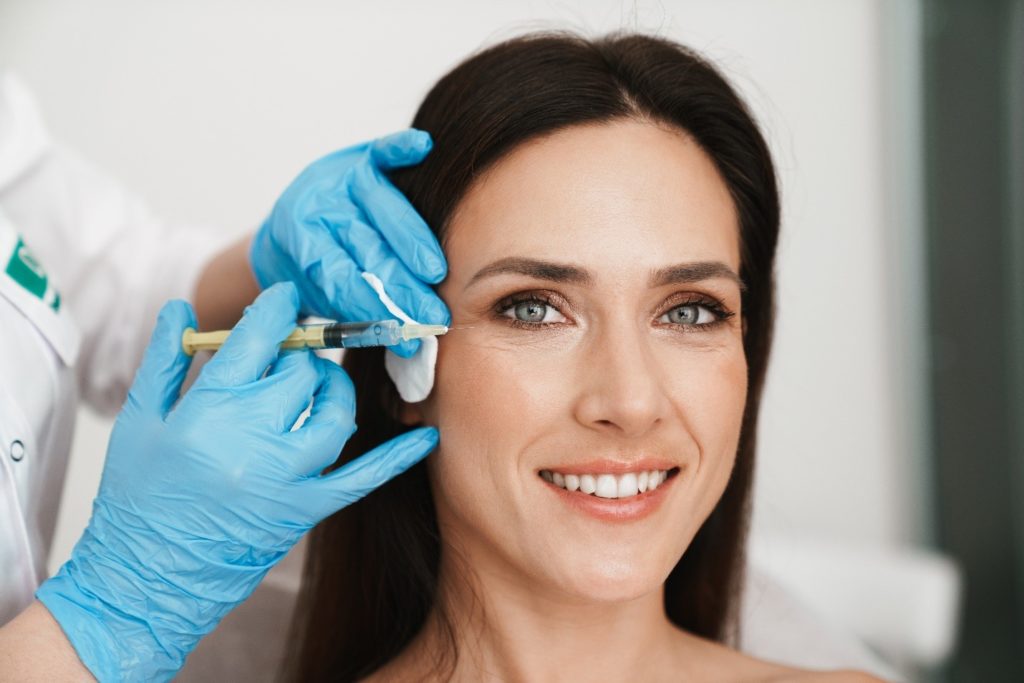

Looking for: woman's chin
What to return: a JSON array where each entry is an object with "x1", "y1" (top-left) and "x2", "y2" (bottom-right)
[{"x1": 542, "y1": 557, "x2": 670, "y2": 605}]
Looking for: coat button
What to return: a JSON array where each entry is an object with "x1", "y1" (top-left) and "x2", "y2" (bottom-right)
[{"x1": 9, "y1": 440, "x2": 24, "y2": 462}]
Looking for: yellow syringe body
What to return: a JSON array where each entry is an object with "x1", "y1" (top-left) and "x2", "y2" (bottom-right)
[{"x1": 181, "y1": 319, "x2": 447, "y2": 356}]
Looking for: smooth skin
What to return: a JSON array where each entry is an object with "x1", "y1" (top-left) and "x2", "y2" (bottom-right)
[{"x1": 371, "y1": 120, "x2": 883, "y2": 683}]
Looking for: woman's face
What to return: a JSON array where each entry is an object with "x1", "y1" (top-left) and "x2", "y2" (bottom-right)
[{"x1": 415, "y1": 120, "x2": 747, "y2": 603}]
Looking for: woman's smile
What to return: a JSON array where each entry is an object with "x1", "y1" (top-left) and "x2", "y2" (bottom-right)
[{"x1": 538, "y1": 462, "x2": 683, "y2": 522}]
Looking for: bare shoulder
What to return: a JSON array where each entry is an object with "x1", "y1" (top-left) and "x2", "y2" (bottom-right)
[
  {"x1": 769, "y1": 671, "x2": 888, "y2": 683},
  {"x1": 668, "y1": 629, "x2": 888, "y2": 683}
]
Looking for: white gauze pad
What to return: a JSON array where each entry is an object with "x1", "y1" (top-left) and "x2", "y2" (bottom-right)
[{"x1": 361, "y1": 272, "x2": 438, "y2": 403}]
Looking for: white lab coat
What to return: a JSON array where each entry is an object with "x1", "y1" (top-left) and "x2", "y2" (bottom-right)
[{"x1": 0, "y1": 72, "x2": 229, "y2": 624}]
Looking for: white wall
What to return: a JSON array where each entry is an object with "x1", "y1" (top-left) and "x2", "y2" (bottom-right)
[{"x1": 0, "y1": 0, "x2": 928, "y2": 572}]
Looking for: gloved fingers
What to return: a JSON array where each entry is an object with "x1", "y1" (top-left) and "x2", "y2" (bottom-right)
[
  {"x1": 332, "y1": 214, "x2": 451, "y2": 326},
  {"x1": 126, "y1": 300, "x2": 197, "y2": 417},
  {"x1": 254, "y1": 207, "x2": 377, "y2": 322},
  {"x1": 284, "y1": 358, "x2": 356, "y2": 475},
  {"x1": 326, "y1": 213, "x2": 448, "y2": 359},
  {"x1": 304, "y1": 204, "x2": 428, "y2": 356},
  {"x1": 349, "y1": 161, "x2": 447, "y2": 284},
  {"x1": 369, "y1": 129, "x2": 432, "y2": 171},
  {"x1": 307, "y1": 247, "x2": 419, "y2": 338},
  {"x1": 312, "y1": 426, "x2": 438, "y2": 515},
  {"x1": 262, "y1": 350, "x2": 325, "y2": 434},
  {"x1": 265, "y1": 211, "x2": 372, "y2": 320},
  {"x1": 194, "y1": 283, "x2": 300, "y2": 390}
]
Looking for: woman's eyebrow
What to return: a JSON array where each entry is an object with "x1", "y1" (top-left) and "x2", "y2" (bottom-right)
[
  {"x1": 465, "y1": 257, "x2": 591, "y2": 289},
  {"x1": 465, "y1": 257, "x2": 744, "y2": 291},
  {"x1": 650, "y1": 262, "x2": 746, "y2": 291}
]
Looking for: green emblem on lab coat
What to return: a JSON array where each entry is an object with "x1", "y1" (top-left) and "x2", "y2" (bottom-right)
[{"x1": 4, "y1": 237, "x2": 60, "y2": 311}]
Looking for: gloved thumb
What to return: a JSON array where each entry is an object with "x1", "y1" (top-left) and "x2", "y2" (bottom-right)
[
  {"x1": 370, "y1": 129, "x2": 433, "y2": 170},
  {"x1": 313, "y1": 426, "x2": 438, "y2": 516},
  {"x1": 123, "y1": 299, "x2": 197, "y2": 418}
]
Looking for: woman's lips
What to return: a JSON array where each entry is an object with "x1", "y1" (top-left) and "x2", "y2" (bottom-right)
[
  {"x1": 537, "y1": 465, "x2": 680, "y2": 523},
  {"x1": 540, "y1": 458, "x2": 678, "y2": 476}
]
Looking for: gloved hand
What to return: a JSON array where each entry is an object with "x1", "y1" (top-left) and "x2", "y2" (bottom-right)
[
  {"x1": 250, "y1": 129, "x2": 448, "y2": 357},
  {"x1": 37, "y1": 283, "x2": 438, "y2": 682}
]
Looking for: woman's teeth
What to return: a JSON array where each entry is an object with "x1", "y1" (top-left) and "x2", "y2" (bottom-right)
[{"x1": 539, "y1": 469, "x2": 671, "y2": 499}]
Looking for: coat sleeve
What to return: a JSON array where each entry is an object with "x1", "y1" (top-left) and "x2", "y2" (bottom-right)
[
  {"x1": 1, "y1": 133, "x2": 237, "y2": 415},
  {"x1": 1, "y1": 74, "x2": 254, "y2": 416}
]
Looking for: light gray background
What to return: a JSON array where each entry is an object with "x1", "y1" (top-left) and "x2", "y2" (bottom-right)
[{"x1": 0, "y1": 0, "x2": 928, "y2": 580}]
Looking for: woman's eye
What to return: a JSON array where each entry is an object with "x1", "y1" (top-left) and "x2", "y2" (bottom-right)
[
  {"x1": 501, "y1": 299, "x2": 567, "y2": 324},
  {"x1": 660, "y1": 304, "x2": 717, "y2": 326}
]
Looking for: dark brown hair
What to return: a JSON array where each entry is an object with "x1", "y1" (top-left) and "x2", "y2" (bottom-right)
[{"x1": 285, "y1": 31, "x2": 779, "y2": 682}]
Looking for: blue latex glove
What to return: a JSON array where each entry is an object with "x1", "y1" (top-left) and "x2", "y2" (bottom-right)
[
  {"x1": 37, "y1": 283, "x2": 438, "y2": 682},
  {"x1": 250, "y1": 129, "x2": 448, "y2": 357}
]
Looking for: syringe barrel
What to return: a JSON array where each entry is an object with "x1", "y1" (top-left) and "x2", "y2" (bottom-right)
[{"x1": 322, "y1": 319, "x2": 403, "y2": 348}]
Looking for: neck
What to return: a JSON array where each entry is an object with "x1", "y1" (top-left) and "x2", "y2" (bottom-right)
[{"x1": 386, "y1": 547, "x2": 690, "y2": 682}]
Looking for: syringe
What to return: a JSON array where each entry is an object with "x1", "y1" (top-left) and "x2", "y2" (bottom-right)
[{"x1": 181, "y1": 319, "x2": 447, "y2": 356}]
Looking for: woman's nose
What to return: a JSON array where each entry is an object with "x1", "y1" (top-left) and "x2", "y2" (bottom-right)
[{"x1": 571, "y1": 326, "x2": 672, "y2": 439}]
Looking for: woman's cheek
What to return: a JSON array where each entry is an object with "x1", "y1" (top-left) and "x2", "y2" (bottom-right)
[
  {"x1": 431, "y1": 331, "x2": 565, "y2": 423},
  {"x1": 674, "y1": 344, "x2": 747, "y2": 504},
  {"x1": 425, "y1": 334, "x2": 560, "y2": 477},
  {"x1": 424, "y1": 336, "x2": 573, "y2": 539}
]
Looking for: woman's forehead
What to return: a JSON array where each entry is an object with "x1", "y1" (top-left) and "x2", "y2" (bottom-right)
[{"x1": 444, "y1": 120, "x2": 741, "y2": 282}]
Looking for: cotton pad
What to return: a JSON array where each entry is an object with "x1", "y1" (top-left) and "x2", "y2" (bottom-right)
[{"x1": 361, "y1": 272, "x2": 438, "y2": 403}]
